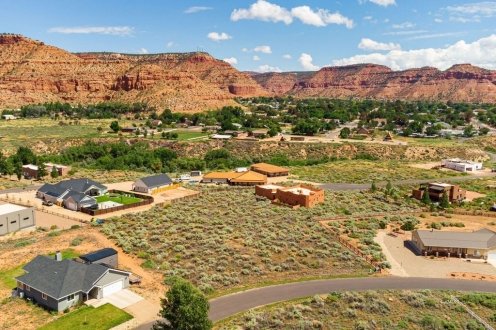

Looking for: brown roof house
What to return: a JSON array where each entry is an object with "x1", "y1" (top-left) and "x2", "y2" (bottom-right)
[
  {"x1": 412, "y1": 228, "x2": 496, "y2": 259},
  {"x1": 250, "y1": 163, "x2": 289, "y2": 177},
  {"x1": 255, "y1": 184, "x2": 325, "y2": 208},
  {"x1": 202, "y1": 171, "x2": 267, "y2": 186}
]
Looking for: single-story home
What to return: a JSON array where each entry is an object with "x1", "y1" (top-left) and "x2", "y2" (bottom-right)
[
  {"x1": 202, "y1": 171, "x2": 267, "y2": 186},
  {"x1": 16, "y1": 253, "x2": 130, "y2": 311},
  {"x1": 255, "y1": 184, "x2": 325, "y2": 208},
  {"x1": 79, "y1": 248, "x2": 118, "y2": 268},
  {"x1": 0, "y1": 203, "x2": 35, "y2": 236},
  {"x1": 151, "y1": 120, "x2": 163, "y2": 127},
  {"x1": 211, "y1": 134, "x2": 232, "y2": 140},
  {"x1": 133, "y1": 174, "x2": 173, "y2": 194},
  {"x1": 22, "y1": 163, "x2": 69, "y2": 179},
  {"x1": 37, "y1": 178, "x2": 107, "y2": 211},
  {"x1": 442, "y1": 158, "x2": 483, "y2": 172},
  {"x1": 250, "y1": 129, "x2": 269, "y2": 139},
  {"x1": 2, "y1": 114, "x2": 16, "y2": 120},
  {"x1": 411, "y1": 228, "x2": 496, "y2": 259},
  {"x1": 250, "y1": 163, "x2": 289, "y2": 177}
]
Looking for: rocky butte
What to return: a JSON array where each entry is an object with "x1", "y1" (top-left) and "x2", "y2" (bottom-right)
[
  {"x1": 0, "y1": 34, "x2": 266, "y2": 112},
  {"x1": 1, "y1": 34, "x2": 496, "y2": 111}
]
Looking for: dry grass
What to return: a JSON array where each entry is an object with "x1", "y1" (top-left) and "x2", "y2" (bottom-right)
[{"x1": 216, "y1": 290, "x2": 496, "y2": 330}]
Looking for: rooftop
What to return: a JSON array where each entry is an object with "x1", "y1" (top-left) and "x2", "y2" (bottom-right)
[
  {"x1": 416, "y1": 228, "x2": 496, "y2": 250},
  {"x1": 251, "y1": 163, "x2": 289, "y2": 173},
  {"x1": 0, "y1": 203, "x2": 28, "y2": 215},
  {"x1": 137, "y1": 174, "x2": 173, "y2": 188},
  {"x1": 80, "y1": 248, "x2": 117, "y2": 263}
]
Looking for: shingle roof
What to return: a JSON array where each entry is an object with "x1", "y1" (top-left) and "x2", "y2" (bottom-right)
[
  {"x1": 230, "y1": 171, "x2": 267, "y2": 183},
  {"x1": 38, "y1": 183, "x2": 67, "y2": 197},
  {"x1": 80, "y1": 248, "x2": 117, "y2": 263},
  {"x1": 38, "y1": 179, "x2": 106, "y2": 199},
  {"x1": 63, "y1": 190, "x2": 93, "y2": 203},
  {"x1": 137, "y1": 174, "x2": 173, "y2": 189},
  {"x1": 416, "y1": 229, "x2": 496, "y2": 250},
  {"x1": 17, "y1": 256, "x2": 109, "y2": 298}
]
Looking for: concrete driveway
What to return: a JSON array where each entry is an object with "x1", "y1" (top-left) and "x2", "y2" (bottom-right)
[
  {"x1": 375, "y1": 230, "x2": 496, "y2": 277},
  {"x1": 87, "y1": 289, "x2": 143, "y2": 309}
]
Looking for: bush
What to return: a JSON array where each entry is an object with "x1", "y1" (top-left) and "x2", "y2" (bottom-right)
[
  {"x1": 48, "y1": 231, "x2": 60, "y2": 237},
  {"x1": 70, "y1": 237, "x2": 83, "y2": 246}
]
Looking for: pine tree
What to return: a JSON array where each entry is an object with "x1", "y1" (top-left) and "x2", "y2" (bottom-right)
[
  {"x1": 421, "y1": 187, "x2": 431, "y2": 204},
  {"x1": 440, "y1": 191, "x2": 450, "y2": 209}
]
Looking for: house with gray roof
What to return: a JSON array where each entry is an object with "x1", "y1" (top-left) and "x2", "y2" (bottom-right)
[
  {"x1": 36, "y1": 178, "x2": 107, "y2": 211},
  {"x1": 16, "y1": 253, "x2": 130, "y2": 311},
  {"x1": 412, "y1": 228, "x2": 496, "y2": 260},
  {"x1": 133, "y1": 174, "x2": 173, "y2": 194}
]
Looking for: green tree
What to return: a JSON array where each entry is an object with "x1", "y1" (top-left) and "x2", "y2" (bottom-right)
[
  {"x1": 153, "y1": 277, "x2": 212, "y2": 330},
  {"x1": 37, "y1": 163, "x2": 47, "y2": 180},
  {"x1": 14, "y1": 162, "x2": 22, "y2": 181},
  {"x1": 463, "y1": 124, "x2": 475, "y2": 137},
  {"x1": 339, "y1": 127, "x2": 351, "y2": 139},
  {"x1": 479, "y1": 127, "x2": 490, "y2": 136},
  {"x1": 440, "y1": 191, "x2": 450, "y2": 209},
  {"x1": 421, "y1": 187, "x2": 431, "y2": 204},
  {"x1": 110, "y1": 121, "x2": 121, "y2": 133},
  {"x1": 370, "y1": 180, "x2": 377, "y2": 193},
  {"x1": 50, "y1": 166, "x2": 59, "y2": 179}
]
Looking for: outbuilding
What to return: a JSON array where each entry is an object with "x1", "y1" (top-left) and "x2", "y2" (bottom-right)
[
  {"x1": 133, "y1": 174, "x2": 173, "y2": 194},
  {"x1": 79, "y1": 248, "x2": 118, "y2": 268},
  {"x1": 0, "y1": 203, "x2": 35, "y2": 236}
]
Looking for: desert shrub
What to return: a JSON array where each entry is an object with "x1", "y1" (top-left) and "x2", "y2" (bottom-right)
[
  {"x1": 48, "y1": 231, "x2": 60, "y2": 237},
  {"x1": 70, "y1": 237, "x2": 83, "y2": 246}
]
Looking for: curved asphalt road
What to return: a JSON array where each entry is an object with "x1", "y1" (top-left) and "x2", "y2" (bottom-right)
[{"x1": 208, "y1": 277, "x2": 496, "y2": 322}]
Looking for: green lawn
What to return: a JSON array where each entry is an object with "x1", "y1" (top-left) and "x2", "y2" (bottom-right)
[
  {"x1": 96, "y1": 194, "x2": 142, "y2": 205},
  {"x1": 176, "y1": 131, "x2": 209, "y2": 141},
  {"x1": 39, "y1": 304, "x2": 133, "y2": 330},
  {"x1": 0, "y1": 249, "x2": 80, "y2": 289},
  {"x1": 0, "y1": 264, "x2": 25, "y2": 289}
]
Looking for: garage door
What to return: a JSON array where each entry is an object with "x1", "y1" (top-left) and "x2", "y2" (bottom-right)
[
  {"x1": 488, "y1": 251, "x2": 496, "y2": 267},
  {"x1": 102, "y1": 280, "x2": 123, "y2": 297}
]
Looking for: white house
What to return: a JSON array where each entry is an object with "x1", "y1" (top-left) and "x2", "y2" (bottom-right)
[{"x1": 442, "y1": 158, "x2": 483, "y2": 172}]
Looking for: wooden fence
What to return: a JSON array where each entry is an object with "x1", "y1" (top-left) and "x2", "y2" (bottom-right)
[{"x1": 451, "y1": 209, "x2": 496, "y2": 218}]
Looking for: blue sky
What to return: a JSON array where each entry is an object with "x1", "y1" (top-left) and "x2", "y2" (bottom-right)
[{"x1": 1, "y1": 0, "x2": 496, "y2": 71}]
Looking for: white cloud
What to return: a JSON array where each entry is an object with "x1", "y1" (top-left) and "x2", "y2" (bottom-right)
[
  {"x1": 48, "y1": 26, "x2": 134, "y2": 36},
  {"x1": 254, "y1": 45, "x2": 272, "y2": 54},
  {"x1": 207, "y1": 32, "x2": 232, "y2": 42},
  {"x1": 392, "y1": 22, "x2": 415, "y2": 29},
  {"x1": 408, "y1": 32, "x2": 464, "y2": 40},
  {"x1": 358, "y1": 38, "x2": 401, "y2": 51},
  {"x1": 231, "y1": 0, "x2": 293, "y2": 24},
  {"x1": 256, "y1": 64, "x2": 282, "y2": 73},
  {"x1": 445, "y1": 2, "x2": 496, "y2": 22},
  {"x1": 291, "y1": 6, "x2": 353, "y2": 28},
  {"x1": 383, "y1": 30, "x2": 428, "y2": 36},
  {"x1": 434, "y1": 18, "x2": 443, "y2": 23},
  {"x1": 184, "y1": 6, "x2": 212, "y2": 14},
  {"x1": 283, "y1": 54, "x2": 292, "y2": 59},
  {"x1": 231, "y1": 0, "x2": 353, "y2": 28},
  {"x1": 166, "y1": 41, "x2": 174, "y2": 48},
  {"x1": 223, "y1": 57, "x2": 238, "y2": 65},
  {"x1": 299, "y1": 53, "x2": 320, "y2": 70},
  {"x1": 253, "y1": 55, "x2": 261, "y2": 61},
  {"x1": 332, "y1": 34, "x2": 496, "y2": 70},
  {"x1": 139, "y1": 48, "x2": 148, "y2": 54},
  {"x1": 368, "y1": 0, "x2": 396, "y2": 7},
  {"x1": 242, "y1": 47, "x2": 249, "y2": 52}
]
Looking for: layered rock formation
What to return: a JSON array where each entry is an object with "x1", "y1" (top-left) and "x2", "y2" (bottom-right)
[
  {"x1": 1, "y1": 34, "x2": 495, "y2": 112},
  {"x1": 0, "y1": 34, "x2": 266, "y2": 112},
  {"x1": 252, "y1": 63, "x2": 496, "y2": 103}
]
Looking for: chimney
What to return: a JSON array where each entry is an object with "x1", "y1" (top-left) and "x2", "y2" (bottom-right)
[{"x1": 55, "y1": 251, "x2": 62, "y2": 261}]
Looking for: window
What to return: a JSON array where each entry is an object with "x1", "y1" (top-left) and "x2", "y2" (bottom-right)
[
  {"x1": 25, "y1": 285, "x2": 30, "y2": 291},
  {"x1": 23, "y1": 217, "x2": 29, "y2": 220},
  {"x1": 42, "y1": 293, "x2": 47, "y2": 300},
  {"x1": 67, "y1": 294, "x2": 75, "y2": 301}
]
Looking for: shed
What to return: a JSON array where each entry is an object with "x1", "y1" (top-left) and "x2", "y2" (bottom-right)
[
  {"x1": 79, "y1": 248, "x2": 118, "y2": 268},
  {"x1": 133, "y1": 174, "x2": 173, "y2": 194}
]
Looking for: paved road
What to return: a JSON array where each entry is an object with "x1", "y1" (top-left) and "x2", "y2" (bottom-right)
[
  {"x1": 208, "y1": 277, "x2": 496, "y2": 322},
  {"x1": 320, "y1": 172, "x2": 496, "y2": 191}
]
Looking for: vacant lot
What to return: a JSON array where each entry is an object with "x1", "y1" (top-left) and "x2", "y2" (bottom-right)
[
  {"x1": 290, "y1": 160, "x2": 463, "y2": 184},
  {"x1": 39, "y1": 304, "x2": 132, "y2": 330},
  {"x1": 102, "y1": 187, "x2": 421, "y2": 295},
  {"x1": 216, "y1": 290, "x2": 496, "y2": 330}
]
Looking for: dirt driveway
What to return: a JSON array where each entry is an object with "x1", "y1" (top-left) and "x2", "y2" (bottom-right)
[{"x1": 375, "y1": 230, "x2": 496, "y2": 278}]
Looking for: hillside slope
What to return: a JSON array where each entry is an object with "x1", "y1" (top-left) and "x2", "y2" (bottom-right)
[
  {"x1": 0, "y1": 34, "x2": 266, "y2": 112},
  {"x1": 251, "y1": 63, "x2": 496, "y2": 103}
]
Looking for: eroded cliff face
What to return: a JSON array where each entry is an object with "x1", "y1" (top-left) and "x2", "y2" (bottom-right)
[
  {"x1": 0, "y1": 34, "x2": 266, "y2": 112},
  {"x1": 251, "y1": 63, "x2": 496, "y2": 103}
]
